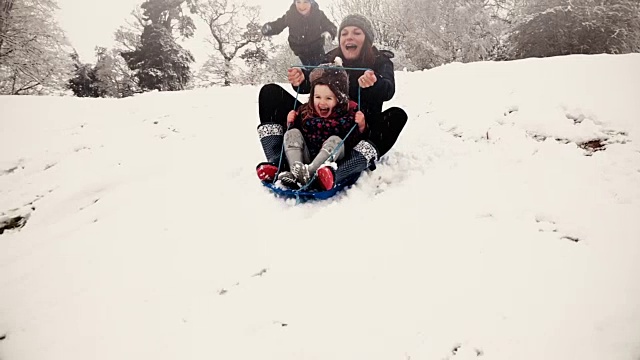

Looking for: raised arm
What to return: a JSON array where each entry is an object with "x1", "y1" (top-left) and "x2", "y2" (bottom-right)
[
  {"x1": 318, "y1": 11, "x2": 337, "y2": 39},
  {"x1": 288, "y1": 67, "x2": 312, "y2": 94},
  {"x1": 261, "y1": 13, "x2": 288, "y2": 36}
]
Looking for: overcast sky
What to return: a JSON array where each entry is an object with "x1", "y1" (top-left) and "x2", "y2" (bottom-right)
[{"x1": 55, "y1": 0, "x2": 338, "y2": 65}]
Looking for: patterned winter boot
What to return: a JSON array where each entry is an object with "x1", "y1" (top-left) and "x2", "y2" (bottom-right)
[
  {"x1": 327, "y1": 140, "x2": 379, "y2": 189},
  {"x1": 256, "y1": 123, "x2": 284, "y2": 181}
]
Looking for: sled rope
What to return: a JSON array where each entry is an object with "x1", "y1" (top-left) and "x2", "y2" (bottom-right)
[
  {"x1": 294, "y1": 86, "x2": 362, "y2": 204},
  {"x1": 297, "y1": 85, "x2": 362, "y2": 193},
  {"x1": 295, "y1": 122, "x2": 359, "y2": 204},
  {"x1": 274, "y1": 85, "x2": 301, "y2": 183},
  {"x1": 271, "y1": 65, "x2": 365, "y2": 203}
]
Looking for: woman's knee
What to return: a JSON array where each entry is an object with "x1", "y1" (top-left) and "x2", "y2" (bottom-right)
[
  {"x1": 386, "y1": 107, "x2": 408, "y2": 122},
  {"x1": 259, "y1": 83, "x2": 286, "y2": 100},
  {"x1": 381, "y1": 107, "x2": 408, "y2": 134}
]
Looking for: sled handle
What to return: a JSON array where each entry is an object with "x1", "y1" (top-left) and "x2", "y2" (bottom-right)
[{"x1": 293, "y1": 65, "x2": 372, "y2": 72}]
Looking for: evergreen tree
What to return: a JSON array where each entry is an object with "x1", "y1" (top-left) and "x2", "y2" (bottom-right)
[
  {"x1": 141, "y1": 0, "x2": 196, "y2": 38},
  {"x1": 68, "y1": 52, "x2": 102, "y2": 97},
  {"x1": 121, "y1": 0, "x2": 196, "y2": 92},
  {"x1": 122, "y1": 24, "x2": 194, "y2": 91},
  {"x1": 67, "y1": 47, "x2": 138, "y2": 98}
]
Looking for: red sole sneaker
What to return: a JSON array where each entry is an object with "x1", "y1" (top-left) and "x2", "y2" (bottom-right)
[
  {"x1": 257, "y1": 163, "x2": 278, "y2": 181},
  {"x1": 317, "y1": 166, "x2": 335, "y2": 190}
]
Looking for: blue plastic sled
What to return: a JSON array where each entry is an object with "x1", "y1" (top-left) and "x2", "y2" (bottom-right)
[{"x1": 262, "y1": 173, "x2": 361, "y2": 202}]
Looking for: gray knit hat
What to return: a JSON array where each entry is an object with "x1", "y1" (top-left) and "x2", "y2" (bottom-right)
[{"x1": 338, "y1": 14, "x2": 375, "y2": 43}]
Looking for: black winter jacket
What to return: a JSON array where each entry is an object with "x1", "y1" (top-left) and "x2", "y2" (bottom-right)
[{"x1": 263, "y1": 3, "x2": 337, "y2": 58}]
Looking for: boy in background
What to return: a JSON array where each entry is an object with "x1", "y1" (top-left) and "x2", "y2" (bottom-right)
[{"x1": 261, "y1": 0, "x2": 337, "y2": 66}]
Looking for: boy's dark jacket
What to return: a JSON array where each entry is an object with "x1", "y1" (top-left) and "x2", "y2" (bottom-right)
[
  {"x1": 292, "y1": 100, "x2": 362, "y2": 158},
  {"x1": 263, "y1": 3, "x2": 337, "y2": 58},
  {"x1": 295, "y1": 47, "x2": 396, "y2": 120}
]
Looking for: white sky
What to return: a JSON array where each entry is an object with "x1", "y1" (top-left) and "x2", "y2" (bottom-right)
[{"x1": 55, "y1": 0, "x2": 338, "y2": 64}]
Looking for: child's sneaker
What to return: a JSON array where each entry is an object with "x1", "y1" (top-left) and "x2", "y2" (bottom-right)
[
  {"x1": 277, "y1": 171, "x2": 300, "y2": 189},
  {"x1": 317, "y1": 166, "x2": 335, "y2": 190},
  {"x1": 291, "y1": 161, "x2": 311, "y2": 185},
  {"x1": 256, "y1": 162, "x2": 277, "y2": 181}
]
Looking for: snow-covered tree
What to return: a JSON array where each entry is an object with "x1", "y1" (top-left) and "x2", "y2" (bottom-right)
[
  {"x1": 114, "y1": 6, "x2": 145, "y2": 53},
  {"x1": 0, "y1": 0, "x2": 73, "y2": 95},
  {"x1": 68, "y1": 51, "x2": 101, "y2": 97},
  {"x1": 330, "y1": 0, "x2": 504, "y2": 69},
  {"x1": 437, "y1": 0, "x2": 502, "y2": 63},
  {"x1": 329, "y1": 0, "x2": 407, "y2": 49},
  {"x1": 121, "y1": 0, "x2": 196, "y2": 91},
  {"x1": 193, "y1": 0, "x2": 263, "y2": 86},
  {"x1": 94, "y1": 47, "x2": 137, "y2": 98},
  {"x1": 509, "y1": 0, "x2": 640, "y2": 58},
  {"x1": 141, "y1": 0, "x2": 196, "y2": 39},
  {"x1": 258, "y1": 43, "x2": 299, "y2": 84},
  {"x1": 122, "y1": 25, "x2": 194, "y2": 91},
  {"x1": 68, "y1": 47, "x2": 138, "y2": 98}
]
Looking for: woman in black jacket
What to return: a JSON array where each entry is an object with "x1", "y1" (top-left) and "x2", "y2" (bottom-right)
[{"x1": 257, "y1": 14, "x2": 408, "y2": 189}]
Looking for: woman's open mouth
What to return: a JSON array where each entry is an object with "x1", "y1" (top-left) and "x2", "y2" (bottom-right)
[{"x1": 343, "y1": 43, "x2": 359, "y2": 58}]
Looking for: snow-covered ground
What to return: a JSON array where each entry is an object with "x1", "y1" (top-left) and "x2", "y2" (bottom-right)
[{"x1": 1, "y1": 53, "x2": 639, "y2": 360}]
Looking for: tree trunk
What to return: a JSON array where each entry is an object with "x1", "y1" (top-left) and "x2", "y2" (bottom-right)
[
  {"x1": 10, "y1": 69, "x2": 16, "y2": 93},
  {"x1": 0, "y1": 0, "x2": 15, "y2": 58},
  {"x1": 223, "y1": 58, "x2": 231, "y2": 86}
]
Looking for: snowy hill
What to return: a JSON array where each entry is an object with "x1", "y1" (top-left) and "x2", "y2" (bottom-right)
[{"x1": 1, "y1": 54, "x2": 639, "y2": 360}]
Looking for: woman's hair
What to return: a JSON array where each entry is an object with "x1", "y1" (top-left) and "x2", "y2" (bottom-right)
[
  {"x1": 333, "y1": 38, "x2": 377, "y2": 68},
  {"x1": 357, "y1": 38, "x2": 376, "y2": 68}
]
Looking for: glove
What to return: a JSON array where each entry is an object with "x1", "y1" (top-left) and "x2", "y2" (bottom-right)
[
  {"x1": 321, "y1": 31, "x2": 332, "y2": 42},
  {"x1": 261, "y1": 24, "x2": 272, "y2": 36}
]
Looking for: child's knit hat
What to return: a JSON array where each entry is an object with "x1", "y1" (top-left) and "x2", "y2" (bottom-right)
[{"x1": 309, "y1": 59, "x2": 349, "y2": 105}]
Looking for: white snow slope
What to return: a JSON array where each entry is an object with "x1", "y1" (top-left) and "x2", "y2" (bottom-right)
[{"x1": 1, "y1": 53, "x2": 639, "y2": 360}]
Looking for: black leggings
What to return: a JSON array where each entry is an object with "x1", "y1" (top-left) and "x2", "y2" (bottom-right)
[
  {"x1": 366, "y1": 107, "x2": 408, "y2": 157},
  {"x1": 258, "y1": 83, "x2": 407, "y2": 158},
  {"x1": 259, "y1": 83, "x2": 298, "y2": 128}
]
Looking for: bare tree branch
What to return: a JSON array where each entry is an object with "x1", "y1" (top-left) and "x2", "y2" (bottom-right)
[{"x1": 194, "y1": 0, "x2": 263, "y2": 85}]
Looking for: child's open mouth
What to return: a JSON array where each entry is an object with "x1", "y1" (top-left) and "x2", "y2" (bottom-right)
[{"x1": 318, "y1": 106, "x2": 331, "y2": 117}]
